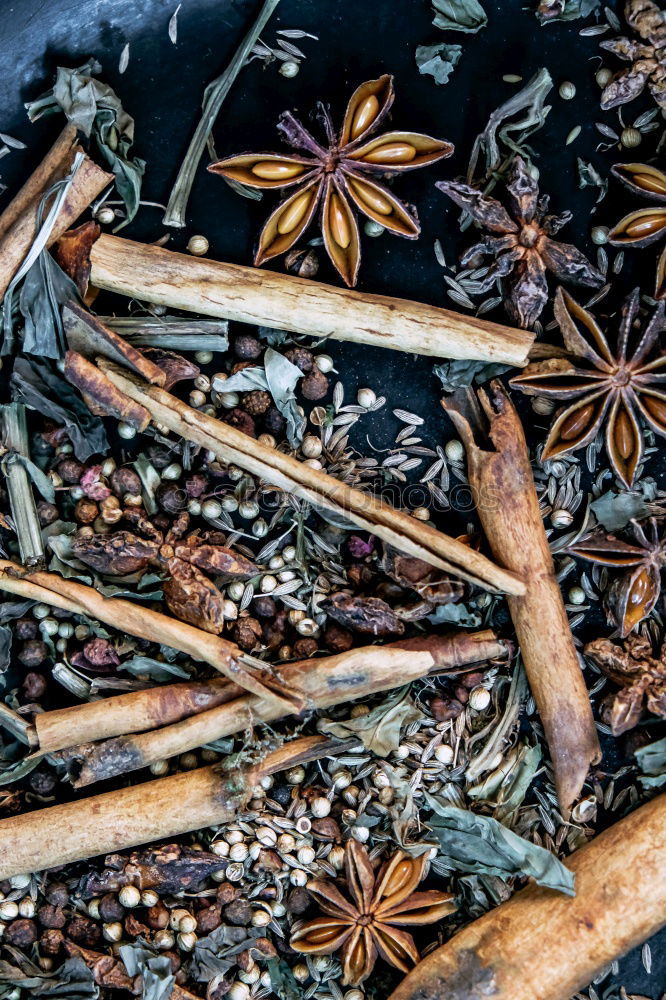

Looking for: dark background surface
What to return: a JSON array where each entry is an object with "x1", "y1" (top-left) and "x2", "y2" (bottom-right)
[{"x1": 0, "y1": 0, "x2": 665, "y2": 995}]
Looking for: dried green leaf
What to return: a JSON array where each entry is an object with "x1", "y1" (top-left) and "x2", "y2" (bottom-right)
[
  {"x1": 415, "y1": 43, "x2": 462, "y2": 85},
  {"x1": 119, "y1": 942, "x2": 173, "y2": 1000},
  {"x1": 215, "y1": 348, "x2": 305, "y2": 446},
  {"x1": 432, "y1": 0, "x2": 487, "y2": 33},
  {"x1": 434, "y1": 359, "x2": 510, "y2": 392},
  {"x1": 319, "y1": 687, "x2": 420, "y2": 757},
  {"x1": 0, "y1": 955, "x2": 97, "y2": 999},
  {"x1": 635, "y1": 736, "x2": 666, "y2": 789},
  {"x1": 267, "y1": 959, "x2": 301, "y2": 1000},
  {"x1": 122, "y1": 655, "x2": 191, "y2": 682},
  {"x1": 0, "y1": 626, "x2": 11, "y2": 674},
  {"x1": 589, "y1": 491, "x2": 653, "y2": 532},
  {"x1": 536, "y1": 0, "x2": 600, "y2": 24},
  {"x1": 426, "y1": 602, "x2": 482, "y2": 627},
  {"x1": 424, "y1": 793, "x2": 575, "y2": 894}
]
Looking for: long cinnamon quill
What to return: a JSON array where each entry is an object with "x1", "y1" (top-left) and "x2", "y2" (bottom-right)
[
  {"x1": 87, "y1": 233, "x2": 534, "y2": 366},
  {"x1": 442, "y1": 381, "x2": 599, "y2": 815},
  {"x1": 43, "y1": 632, "x2": 508, "y2": 786},
  {"x1": 0, "y1": 734, "x2": 353, "y2": 881},
  {"x1": 95, "y1": 360, "x2": 524, "y2": 597},
  {"x1": 390, "y1": 791, "x2": 666, "y2": 1000}
]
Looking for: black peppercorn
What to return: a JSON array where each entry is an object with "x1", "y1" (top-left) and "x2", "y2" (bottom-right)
[
  {"x1": 5, "y1": 919, "x2": 38, "y2": 947},
  {"x1": 57, "y1": 459, "x2": 85, "y2": 484},
  {"x1": 222, "y1": 408, "x2": 256, "y2": 438},
  {"x1": 263, "y1": 406, "x2": 286, "y2": 437},
  {"x1": 22, "y1": 672, "x2": 47, "y2": 700},
  {"x1": 301, "y1": 369, "x2": 329, "y2": 401},
  {"x1": 233, "y1": 334, "x2": 262, "y2": 361},
  {"x1": 99, "y1": 892, "x2": 124, "y2": 922},
  {"x1": 29, "y1": 770, "x2": 56, "y2": 796},
  {"x1": 45, "y1": 883, "x2": 69, "y2": 907},
  {"x1": 36, "y1": 501, "x2": 59, "y2": 526},
  {"x1": 156, "y1": 482, "x2": 188, "y2": 515}
]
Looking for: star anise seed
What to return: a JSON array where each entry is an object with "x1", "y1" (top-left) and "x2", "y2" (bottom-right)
[
  {"x1": 510, "y1": 287, "x2": 666, "y2": 487},
  {"x1": 290, "y1": 840, "x2": 455, "y2": 986},
  {"x1": 436, "y1": 155, "x2": 604, "y2": 328},
  {"x1": 568, "y1": 517, "x2": 666, "y2": 636},
  {"x1": 608, "y1": 161, "x2": 666, "y2": 300},
  {"x1": 208, "y1": 75, "x2": 453, "y2": 287}
]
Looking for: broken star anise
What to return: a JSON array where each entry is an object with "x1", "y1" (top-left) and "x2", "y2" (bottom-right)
[
  {"x1": 585, "y1": 632, "x2": 666, "y2": 734},
  {"x1": 208, "y1": 75, "x2": 453, "y2": 287},
  {"x1": 510, "y1": 287, "x2": 666, "y2": 487},
  {"x1": 599, "y1": 0, "x2": 666, "y2": 112},
  {"x1": 290, "y1": 840, "x2": 455, "y2": 985},
  {"x1": 608, "y1": 161, "x2": 666, "y2": 300},
  {"x1": 568, "y1": 517, "x2": 666, "y2": 636},
  {"x1": 436, "y1": 155, "x2": 604, "y2": 328},
  {"x1": 72, "y1": 510, "x2": 258, "y2": 634}
]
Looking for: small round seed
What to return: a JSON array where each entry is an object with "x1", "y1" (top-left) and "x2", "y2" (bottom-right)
[
  {"x1": 551, "y1": 508, "x2": 574, "y2": 528},
  {"x1": 117, "y1": 422, "x2": 137, "y2": 440},
  {"x1": 568, "y1": 585, "x2": 586, "y2": 605},
  {"x1": 596, "y1": 67, "x2": 612, "y2": 88},
  {"x1": 96, "y1": 206, "x2": 116, "y2": 225},
  {"x1": 620, "y1": 127, "x2": 641, "y2": 149},
  {"x1": 195, "y1": 350, "x2": 214, "y2": 364},
  {"x1": 591, "y1": 225, "x2": 609, "y2": 245},
  {"x1": 357, "y1": 387, "x2": 376, "y2": 408},
  {"x1": 310, "y1": 797, "x2": 331, "y2": 818},
  {"x1": 444, "y1": 439, "x2": 464, "y2": 462},
  {"x1": 315, "y1": 354, "x2": 334, "y2": 373},
  {"x1": 434, "y1": 744, "x2": 454, "y2": 765},
  {"x1": 468, "y1": 686, "x2": 491, "y2": 711},
  {"x1": 279, "y1": 60, "x2": 300, "y2": 79},
  {"x1": 187, "y1": 235, "x2": 209, "y2": 256},
  {"x1": 558, "y1": 81, "x2": 576, "y2": 100},
  {"x1": 118, "y1": 885, "x2": 141, "y2": 908},
  {"x1": 202, "y1": 499, "x2": 222, "y2": 519}
]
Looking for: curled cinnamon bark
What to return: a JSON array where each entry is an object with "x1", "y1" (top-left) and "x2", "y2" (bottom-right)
[
  {"x1": 42, "y1": 632, "x2": 509, "y2": 786},
  {"x1": 86, "y1": 232, "x2": 535, "y2": 365},
  {"x1": 389, "y1": 792, "x2": 666, "y2": 1000},
  {"x1": 442, "y1": 381, "x2": 600, "y2": 816},
  {"x1": 0, "y1": 734, "x2": 351, "y2": 880},
  {"x1": 0, "y1": 560, "x2": 298, "y2": 714},
  {"x1": 0, "y1": 131, "x2": 112, "y2": 299}
]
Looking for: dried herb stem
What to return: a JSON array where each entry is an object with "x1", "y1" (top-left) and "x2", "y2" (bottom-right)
[
  {"x1": 97, "y1": 359, "x2": 526, "y2": 595},
  {"x1": 162, "y1": 0, "x2": 282, "y2": 228},
  {"x1": 0, "y1": 404, "x2": 45, "y2": 569}
]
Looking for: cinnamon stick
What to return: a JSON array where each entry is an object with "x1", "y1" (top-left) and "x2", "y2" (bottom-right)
[
  {"x1": 96, "y1": 361, "x2": 525, "y2": 597},
  {"x1": 46, "y1": 632, "x2": 508, "y2": 786},
  {"x1": 0, "y1": 561, "x2": 298, "y2": 712},
  {"x1": 0, "y1": 734, "x2": 352, "y2": 880},
  {"x1": 442, "y1": 382, "x2": 599, "y2": 816},
  {"x1": 389, "y1": 792, "x2": 666, "y2": 1000},
  {"x1": 88, "y1": 233, "x2": 534, "y2": 366},
  {"x1": 0, "y1": 136, "x2": 112, "y2": 299},
  {"x1": 64, "y1": 351, "x2": 151, "y2": 429}
]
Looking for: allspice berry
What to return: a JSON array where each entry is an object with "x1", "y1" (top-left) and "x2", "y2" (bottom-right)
[
  {"x1": 285, "y1": 247, "x2": 319, "y2": 279},
  {"x1": 324, "y1": 623, "x2": 353, "y2": 653},
  {"x1": 301, "y1": 369, "x2": 329, "y2": 400},
  {"x1": 99, "y1": 892, "x2": 124, "y2": 922},
  {"x1": 253, "y1": 596, "x2": 277, "y2": 619},
  {"x1": 36, "y1": 501, "x2": 59, "y2": 526},
  {"x1": 14, "y1": 618, "x2": 38, "y2": 641},
  {"x1": 40, "y1": 928, "x2": 65, "y2": 954},
  {"x1": 22, "y1": 672, "x2": 47, "y2": 700},
  {"x1": 222, "y1": 408, "x2": 256, "y2": 438},
  {"x1": 233, "y1": 335, "x2": 262, "y2": 361},
  {"x1": 430, "y1": 694, "x2": 464, "y2": 722},
  {"x1": 74, "y1": 498, "x2": 99, "y2": 525},
  {"x1": 223, "y1": 899, "x2": 253, "y2": 926},
  {"x1": 263, "y1": 406, "x2": 286, "y2": 436},
  {"x1": 196, "y1": 904, "x2": 222, "y2": 933},
  {"x1": 57, "y1": 459, "x2": 84, "y2": 484},
  {"x1": 231, "y1": 617, "x2": 262, "y2": 652},
  {"x1": 156, "y1": 482, "x2": 188, "y2": 515},
  {"x1": 110, "y1": 467, "x2": 142, "y2": 498},
  {"x1": 18, "y1": 640, "x2": 47, "y2": 669},
  {"x1": 293, "y1": 637, "x2": 318, "y2": 659},
  {"x1": 37, "y1": 904, "x2": 66, "y2": 929},
  {"x1": 5, "y1": 919, "x2": 38, "y2": 947},
  {"x1": 284, "y1": 347, "x2": 314, "y2": 374},
  {"x1": 45, "y1": 883, "x2": 68, "y2": 907}
]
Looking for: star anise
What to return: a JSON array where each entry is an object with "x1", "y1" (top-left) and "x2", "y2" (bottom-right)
[
  {"x1": 585, "y1": 632, "x2": 666, "y2": 734},
  {"x1": 510, "y1": 287, "x2": 666, "y2": 487},
  {"x1": 71, "y1": 510, "x2": 258, "y2": 634},
  {"x1": 608, "y1": 161, "x2": 666, "y2": 300},
  {"x1": 568, "y1": 518, "x2": 666, "y2": 636},
  {"x1": 208, "y1": 75, "x2": 453, "y2": 287},
  {"x1": 290, "y1": 840, "x2": 455, "y2": 986},
  {"x1": 599, "y1": 0, "x2": 666, "y2": 112},
  {"x1": 436, "y1": 155, "x2": 604, "y2": 328}
]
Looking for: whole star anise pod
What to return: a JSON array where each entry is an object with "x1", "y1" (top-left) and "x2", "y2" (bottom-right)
[
  {"x1": 208, "y1": 75, "x2": 453, "y2": 287},
  {"x1": 608, "y1": 162, "x2": 666, "y2": 300},
  {"x1": 568, "y1": 518, "x2": 666, "y2": 636},
  {"x1": 510, "y1": 287, "x2": 666, "y2": 486},
  {"x1": 72, "y1": 511, "x2": 258, "y2": 634},
  {"x1": 290, "y1": 840, "x2": 455, "y2": 985},
  {"x1": 585, "y1": 632, "x2": 666, "y2": 734},
  {"x1": 599, "y1": 0, "x2": 666, "y2": 111},
  {"x1": 436, "y1": 155, "x2": 604, "y2": 328}
]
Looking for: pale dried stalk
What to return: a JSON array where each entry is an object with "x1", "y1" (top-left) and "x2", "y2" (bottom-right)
[
  {"x1": 0, "y1": 560, "x2": 295, "y2": 712},
  {"x1": 0, "y1": 139, "x2": 112, "y2": 299},
  {"x1": 47, "y1": 632, "x2": 508, "y2": 786},
  {"x1": 390, "y1": 792, "x2": 666, "y2": 1000},
  {"x1": 89, "y1": 233, "x2": 534, "y2": 365},
  {"x1": 443, "y1": 382, "x2": 600, "y2": 816},
  {"x1": 0, "y1": 404, "x2": 45, "y2": 568},
  {"x1": 0, "y1": 734, "x2": 350, "y2": 880},
  {"x1": 97, "y1": 360, "x2": 524, "y2": 596}
]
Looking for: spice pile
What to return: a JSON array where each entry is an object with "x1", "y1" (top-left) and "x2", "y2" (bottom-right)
[{"x1": 0, "y1": 1, "x2": 665, "y2": 999}]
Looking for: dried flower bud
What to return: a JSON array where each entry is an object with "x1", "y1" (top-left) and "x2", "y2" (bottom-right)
[{"x1": 242, "y1": 390, "x2": 272, "y2": 416}]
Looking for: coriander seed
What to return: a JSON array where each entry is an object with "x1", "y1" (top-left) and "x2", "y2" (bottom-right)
[{"x1": 187, "y1": 234, "x2": 209, "y2": 256}]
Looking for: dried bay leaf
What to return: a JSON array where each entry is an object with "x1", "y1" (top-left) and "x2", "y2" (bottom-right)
[
  {"x1": 0, "y1": 626, "x2": 12, "y2": 674},
  {"x1": 434, "y1": 359, "x2": 510, "y2": 392},
  {"x1": 590, "y1": 490, "x2": 653, "y2": 532},
  {"x1": 432, "y1": 0, "x2": 487, "y2": 33},
  {"x1": 635, "y1": 736, "x2": 666, "y2": 789},
  {"x1": 319, "y1": 687, "x2": 420, "y2": 757},
  {"x1": 424, "y1": 792, "x2": 575, "y2": 894},
  {"x1": 416, "y1": 43, "x2": 462, "y2": 85},
  {"x1": 214, "y1": 348, "x2": 305, "y2": 446},
  {"x1": 119, "y1": 942, "x2": 173, "y2": 1000}
]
